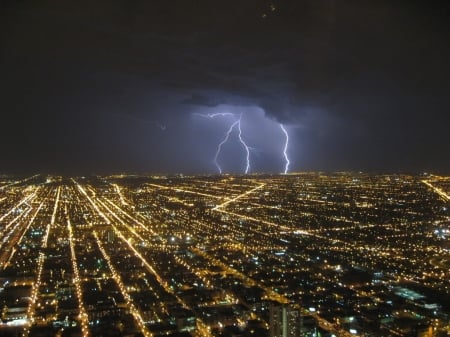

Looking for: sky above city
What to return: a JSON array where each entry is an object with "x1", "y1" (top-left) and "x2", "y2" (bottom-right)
[{"x1": 1, "y1": 0, "x2": 449, "y2": 175}]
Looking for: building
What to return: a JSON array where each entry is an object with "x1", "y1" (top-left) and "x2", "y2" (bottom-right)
[{"x1": 269, "y1": 303, "x2": 302, "y2": 337}]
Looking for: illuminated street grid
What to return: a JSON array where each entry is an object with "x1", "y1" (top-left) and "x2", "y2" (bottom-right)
[{"x1": 0, "y1": 173, "x2": 449, "y2": 337}]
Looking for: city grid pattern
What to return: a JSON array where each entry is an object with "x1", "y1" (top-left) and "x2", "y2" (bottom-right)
[{"x1": 0, "y1": 173, "x2": 449, "y2": 337}]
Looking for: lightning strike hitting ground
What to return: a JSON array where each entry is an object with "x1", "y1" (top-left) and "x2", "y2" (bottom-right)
[
  {"x1": 196, "y1": 112, "x2": 252, "y2": 174},
  {"x1": 237, "y1": 118, "x2": 251, "y2": 174},
  {"x1": 280, "y1": 124, "x2": 290, "y2": 174},
  {"x1": 214, "y1": 120, "x2": 240, "y2": 174}
]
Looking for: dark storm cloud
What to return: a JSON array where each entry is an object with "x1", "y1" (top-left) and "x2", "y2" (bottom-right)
[
  {"x1": 181, "y1": 93, "x2": 225, "y2": 107},
  {"x1": 0, "y1": 0, "x2": 449, "y2": 173}
]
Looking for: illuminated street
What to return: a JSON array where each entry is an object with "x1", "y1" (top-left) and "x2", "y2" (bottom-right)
[{"x1": 0, "y1": 173, "x2": 449, "y2": 337}]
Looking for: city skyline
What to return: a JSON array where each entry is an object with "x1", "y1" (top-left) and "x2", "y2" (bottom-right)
[{"x1": 0, "y1": 172, "x2": 449, "y2": 336}]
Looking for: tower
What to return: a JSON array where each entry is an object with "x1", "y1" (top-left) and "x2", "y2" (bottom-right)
[{"x1": 269, "y1": 303, "x2": 302, "y2": 337}]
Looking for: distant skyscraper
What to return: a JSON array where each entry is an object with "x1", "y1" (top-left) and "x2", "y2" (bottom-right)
[
  {"x1": 106, "y1": 229, "x2": 115, "y2": 243},
  {"x1": 269, "y1": 303, "x2": 302, "y2": 337}
]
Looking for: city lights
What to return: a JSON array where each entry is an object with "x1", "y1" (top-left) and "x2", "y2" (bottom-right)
[{"x1": 0, "y1": 173, "x2": 449, "y2": 337}]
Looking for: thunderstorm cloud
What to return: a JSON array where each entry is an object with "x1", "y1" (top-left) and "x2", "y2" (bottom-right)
[{"x1": 0, "y1": 0, "x2": 449, "y2": 173}]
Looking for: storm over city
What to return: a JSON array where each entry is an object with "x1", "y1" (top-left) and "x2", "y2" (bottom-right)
[{"x1": 1, "y1": 1, "x2": 450, "y2": 337}]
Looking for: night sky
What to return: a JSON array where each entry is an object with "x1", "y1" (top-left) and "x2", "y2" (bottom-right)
[{"x1": 1, "y1": 0, "x2": 449, "y2": 175}]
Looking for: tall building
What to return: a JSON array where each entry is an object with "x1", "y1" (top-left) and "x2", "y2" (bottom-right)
[
  {"x1": 269, "y1": 303, "x2": 302, "y2": 337},
  {"x1": 106, "y1": 229, "x2": 115, "y2": 243}
]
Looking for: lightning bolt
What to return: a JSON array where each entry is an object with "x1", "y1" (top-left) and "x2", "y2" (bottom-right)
[
  {"x1": 196, "y1": 112, "x2": 252, "y2": 174},
  {"x1": 214, "y1": 120, "x2": 240, "y2": 174},
  {"x1": 193, "y1": 112, "x2": 235, "y2": 118},
  {"x1": 237, "y1": 118, "x2": 251, "y2": 174},
  {"x1": 280, "y1": 124, "x2": 290, "y2": 174}
]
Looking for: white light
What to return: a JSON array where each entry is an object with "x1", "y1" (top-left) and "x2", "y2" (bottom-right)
[{"x1": 280, "y1": 124, "x2": 290, "y2": 174}]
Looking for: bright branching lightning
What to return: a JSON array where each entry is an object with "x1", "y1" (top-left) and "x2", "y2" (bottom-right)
[
  {"x1": 197, "y1": 113, "x2": 292, "y2": 174},
  {"x1": 197, "y1": 113, "x2": 293, "y2": 174},
  {"x1": 208, "y1": 113, "x2": 235, "y2": 118},
  {"x1": 193, "y1": 112, "x2": 235, "y2": 118},
  {"x1": 237, "y1": 118, "x2": 251, "y2": 174},
  {"x1": 197, "y1": 113, "x2": 252, "y2": 174},
  {"x1": 280, "y1": 124, "x2": 290, "y2": 174},
  {"x1": 214, "y1": 120, "x2": 240, "y2": 174}
]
